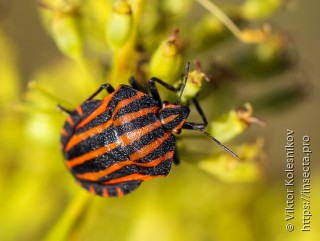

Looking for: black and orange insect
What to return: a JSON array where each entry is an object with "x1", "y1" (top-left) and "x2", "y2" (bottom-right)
[{"x1": 59, "y1": 63, "x2": 236, "y2": 197}]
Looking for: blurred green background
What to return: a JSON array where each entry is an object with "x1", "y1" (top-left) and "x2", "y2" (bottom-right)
[{"x1": 0, "y1": 0, "x2": 319, "y2": 241}]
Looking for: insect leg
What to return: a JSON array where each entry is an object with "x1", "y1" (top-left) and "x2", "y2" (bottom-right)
[
  {"x1": 182, "y1": 99, "x2": 238, "y2": 157},
  {"x1": 148, "y1": 62, "x2": 191, "y2": 104},
  {"x1": 86, "y1": 84, "x2": 115, "y2": 101},
  {"x1": 148, "y1": 77, "x2": 182, "y2": 104},
  {"x1": 57, "y1": 104, "x2": 73, "y2": 114},
  {"x1": 182, "y1": 97, "x2": 208, "y2": 130},
  {"x1": 58, "y1": 84, "x2": 115, "y2": 114},
  {"x1": 128, "y1": 76, "x2": 146, "y2": 92},
  {"x1": 173, "y1": 147, "x2": 180, "y2": 165}
]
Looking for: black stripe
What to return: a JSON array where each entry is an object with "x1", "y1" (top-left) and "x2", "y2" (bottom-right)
[
  {"x1": 98, "y1": 157, "x2": 172, "y2": 183},
  {"x1": 98, "y1": 165, "x2": 139, "y2": 182},
  {"x1": 117, "y1": 181, "x2": 141, "y2": 195},
  {"x1": 75, "y1": 103, "x2": 113, "y2": 133},
  {"x1": 105, "y1": 186, "x2": 117, "y2": 197},
  {"x1": 160, "y1": 107, "x2": 181, "y2": 118},
  {"x1": 78, "y1": 181, "x2": 107, "y2": 196},
  {"x1": 80, "y1": 100, "x2": 102, "y2": 117},
  {"x1": 138, "y1": 159, "x2": 173, "y2": 176},
  {"x1": 112, "y1": 85, "x2": 139, "y2": 103}
]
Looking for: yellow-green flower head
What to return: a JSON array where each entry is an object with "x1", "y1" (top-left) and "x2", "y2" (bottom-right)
[
  {"x1": 241, "y1": 0, "x2": 282, "y2": 20},
  {"x1": 38, "y1": 1, "x2": 83, "y2": 60},
  {"x1": 178, "y1": 62, "x2": 207, "y2": 104},
  {"x1": 210, "y1": 103, "x2": 265, "y2": 143},
  {"x1": 254, "y1": 33, "x2": 286, "y2": 62},
  {"x1": 149, "y1": 29, "x2": 182, "y2": 83},
  {"x1": 106, "y1": 0, "x2": 133, "y2": 49},
  {"x1": 197, "y1": 139, "x2": 264, "y2": 182}
]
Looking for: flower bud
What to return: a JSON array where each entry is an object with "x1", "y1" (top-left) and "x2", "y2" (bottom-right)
[
  {"x1": 238, "y1": 27, "x2": 269, "y2": 44},
  {"x1": 196, "y1": 139, "x2": 264, "y2": 182},
  {"x1": 241, "y1": 0, "x2": 282, "y2": 20},
  {"x1": 162, "y1": 0, "x2": 192, "y2": 16},
  {"x1": 209, "y1": 103, "x2": 264, "y2": 143},
  {"x1": 106, "y1": 0, "x2": 133, "y2": 49},
  {"x1": 177, "y1": 62, "x2": 207, "y2": 104},
  {"x1": 52, "y1": 14, "x2": 83, "y2": 59},
  {"x1": 38, "y1": 2, "x2": 83, "y2": 60},
  {"x1": 149, "y1": 30, "x2": 182, "y2": 83},
  {"x1": 254, "y1": 34, "x2": 286, "y2": 63}
]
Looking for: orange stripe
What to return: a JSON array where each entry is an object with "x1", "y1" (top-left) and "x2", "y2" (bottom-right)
[
  {"x1": 88, "y1": 185, "x2": 96, "y2": 195},
  {"x1": 119, "y1": 120, "x2": 162, "y2": 146},
  {"x1": 112, "y1": 91, "x2": 145, "y2": 118},
  {"x1": 75, "y1": 159, "x2": 131, "y2": 181},
  {"x1": 66, "y1": 142, "x2": 119, "y2": 168},
  {"x1": 161, "y1": 114, "x2": 179, "y2": 125},
  {"x1": 65, "y1": 119, "x2": 113, "y2": 151},
  {"x1": 113, "y1": 106, "x2": 160, "y2": 127},
  {"x1": 76, "y1": 106, "x2": 83, "y2": 116},
  {"x1": 135, "y1": 151, "x2": 174, "y2": 168},
  {"x1": 75, "y1": 151, "x2": 174, "y2": 182},
  {"x1": 66, "y1": 116, "x2": 74, "y2": 126},
  {"x1": 76, "y1": 100, "x2": 111, "y2": 130},
  {"x1": 104, "y1": 173, "x2": 164, "y2": 185},
  {"x1": 165, "y1": 104, "x2": 179, "y2": 108},
  {"x1": 102, "y1": 187, "x2": 109, "y2": 197},
  {"x1": 116, "y1": 187, "x2": 124, "y2": 197},
  {"x1": 61, "y1": 128, "x2": 68, "y2": 136},
  {"x1": 129, "y1": 132, "x2": 171, "y2": 161}
]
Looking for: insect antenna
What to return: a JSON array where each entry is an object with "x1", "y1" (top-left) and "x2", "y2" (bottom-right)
[
  {"x1": 202, "y1": 130, "x2": 238, "y2": 157},
  {"x1": 175, "y1": 61, "x2": 191, "y2": 104}
]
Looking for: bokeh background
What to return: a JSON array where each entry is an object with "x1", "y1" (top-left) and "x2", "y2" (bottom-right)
[{"x1": 0, "y1": 0, "x2": 319, "y2": 241}]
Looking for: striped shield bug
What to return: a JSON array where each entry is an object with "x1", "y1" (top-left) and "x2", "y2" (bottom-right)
[{"x1": 59, "y1": 62, "x2": 237, "y2": 197}]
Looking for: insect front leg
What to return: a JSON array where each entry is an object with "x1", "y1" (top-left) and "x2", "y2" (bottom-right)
[
  {"x1": 173, "y1": 147, "x2": 180, "y2": 165},
  {"x1": 148, "y1": 62, "x2": 191, "y2": 105},
  {"x1": 86, "y1": 83, "x2": 115, "y2": 101},
  {"x1": 128, "y1": 76, "x2": 147, "y2": 92},
  {"x1": 182, "y1": 97, "x2": 208, "y2": 130},
  {"x1": 148, "y1": 77, "x2": 182, "y2": 105},
  {"x1": 182, "y1": 97, "x2": 238, "y2": 157},
  {"x1": 57, "y1": 104, "x2": 73, "y2": 114},
  {"x1": 57, "y1": 84, "x2": 115, "y2": 114}
]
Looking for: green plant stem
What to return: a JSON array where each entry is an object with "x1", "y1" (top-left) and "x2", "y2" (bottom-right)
[{"x1": 42, "y1": 191, "x2": 90, "y2": 241}]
